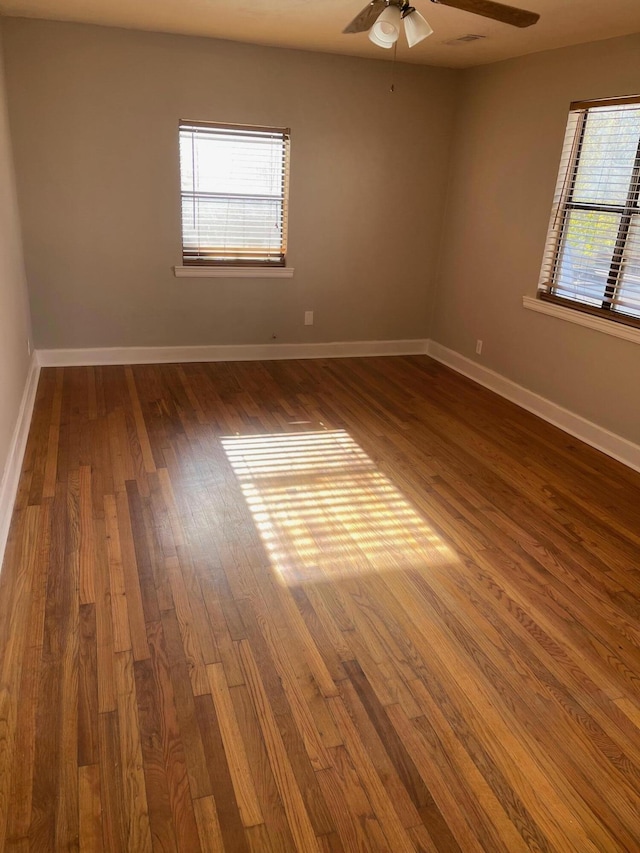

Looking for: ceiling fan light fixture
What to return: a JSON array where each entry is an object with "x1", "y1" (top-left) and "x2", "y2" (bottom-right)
[
  {"x1": 368, "y1": 29, "x2": 395, "y2": 48},
  {"x1": 403, "y1": 8, "x2": 433, "y2": 47},
  {"x1": 368, "y1": 4, "x2": 402, "y2": 48}
]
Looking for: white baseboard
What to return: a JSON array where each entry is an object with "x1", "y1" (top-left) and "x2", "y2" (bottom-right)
[
  {"x1": 427, "y1": 341, "x2": 640, "y2": 474},
  {"x1": 37, "y1": 338, "x2": 429, "y2": 367},
  {"x1": 0, "y1": 353, "x2": 41, "y2": 568}
]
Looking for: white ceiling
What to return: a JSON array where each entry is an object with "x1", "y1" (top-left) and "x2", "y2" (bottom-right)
[{"x1": 0, "y1": 0, "x2": 638, "y2": 68}]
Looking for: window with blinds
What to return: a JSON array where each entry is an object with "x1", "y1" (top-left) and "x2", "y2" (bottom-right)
[
  {"x1": 179, "y1": 121, "x2": 290, "y2": 266},
  {"x1": 538, "y1": 96, "x2": 640, "y2": 327}
]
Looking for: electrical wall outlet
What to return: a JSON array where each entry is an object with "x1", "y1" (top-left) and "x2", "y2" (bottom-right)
[
  {"x1": 476, "y1": 339, "x2": 483, "y2": 355},
  {"x1": 304, "y1": 310, "x2": 314, "y2": 326}
]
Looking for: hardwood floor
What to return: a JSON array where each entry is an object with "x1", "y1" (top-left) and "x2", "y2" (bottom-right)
[{"x1": 0, "y1": 355, "x2": 639, "y2": 852}]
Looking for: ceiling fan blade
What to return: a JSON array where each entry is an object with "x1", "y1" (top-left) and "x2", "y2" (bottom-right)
[
  {"x1": 343, "y1": 0, "x2": 388, "y2": 34},
  {"x1": 432, "y1": 0, "x2": 540, "y2": 28}
]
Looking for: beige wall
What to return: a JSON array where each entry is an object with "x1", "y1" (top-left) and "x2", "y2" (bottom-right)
[
  {"x1": 2, "y1": 18, "x2": 458, "y2": 349},
  {"x1": 432, "y1": 33, "x2": 640, "y2": 445},
  {"x1": 0, "y1": 21, "x2": 31, "y2": 492}
]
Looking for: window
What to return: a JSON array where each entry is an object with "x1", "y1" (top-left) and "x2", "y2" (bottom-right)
[
  {"x1": 179, "y1": 121, "x2": 290, "y2": 267},
  {"x1": 538, "y1": 96, "x2": 640, "y2": 328}
]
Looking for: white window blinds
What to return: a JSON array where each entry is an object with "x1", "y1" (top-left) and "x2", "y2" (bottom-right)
[
  {"x1": 179, "y1": 121, "x2": 290, "y2": 266},
  {"x1": 538, "y1": 96, "x2": 640, "y2": 327}
]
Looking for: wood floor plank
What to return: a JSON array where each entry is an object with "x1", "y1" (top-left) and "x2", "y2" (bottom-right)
[
  {"x1": 289, "y1": 585, "x2": 350, "y2": 682},
  {"x1": 192, "y1": 795, "x2": 224, "y2": 853},
  {"x1": 98, "y1": 711, "x2": 127, "y2": 853},
  {"x1": 87, "y1": 366, "x2": 99, "y2": 422},
  {"x1": 114, "y1": 649, "x2": 153, "y2": 852},
  {"x1": 161, "y1": 608, "x2": 213, "y2": 800},
  {"x1": 125, "y1": 366, "x2": 158, "y2": 475},
  {"x1": 1, "y1": 357, "x2": 639, "y2": 852},
  {"x1": 78, "y1": 602, "x2": 99, "y2": 767},
  {"x1": 41, "y1": 369, "x2": 64, "y2": 499},
  {"x1": 78, "y1": 764, "x2": 104, "y2": 853},
  {"x1": 343, "y1": 660, "x2": 463, "y2": 852},
  {"x1": 206, "y1": 662, "x2": 264, "y2": 829},
  {"x1": 142, "y1": 619, "x2": 201, "y2": 852},
  {"x1": 316, "y1": 745, "x2": 391, "y2": 852},
  {"x1": 262, "y1": 574, "x2": 340, "y2": 700},
  {"x1": 114, "y1": 489, "x2": 150, "y2": 661},
  {"x1": 193, "y1": 694, "x2": 250, "y2": 853},
  {"x1": 29, "y1": 489, "x2": 70, "y2": 851},
  {"x1": 238, "y1": 639, "x2": 322, "y2": 852},
  {"x1": 337, "y1": 673, "x2": 428, "y2": 832},
  {"x1": 0, "y1": 506, "x2": 45, "y2": 849},
  {"x1": 385, "y1": 702, "x2": 496, "y2": 853},
  {"x1": 229, "y1": 681, "x2": 297, "y2": 851},
  {"x1": 104, "y1": 494, "x2": 133, "y2": 654},
  {"x1": 133, "y1": 655, "x2": 180, "y2": 853},
  {"x1": 125, "y1": 481, "x2": 161, "y2": 626},
  {"x1": 56, "y1": 466, "x2": 80, "y2": 851},
  {"x1": 164, "y1": 555, "x2": 210, "y2": 696},
  {"x1": 94, "y1": 510, "x2": 118, "y2": 715},
  {"x1": 200, "y1": 572, "x2": 246, "y2": 688},
  {"x1": 174, "y1": 544, "x2": 220, "y2": 665},
  {"x1": 272, "y1": 707, "x2": 337, "y2": 838},
  {"x1": 328, "y1": 694, "x2": 417, "y2": 853},
  {"x1": 78, "y1": 465, "x2": 96, "y2": 605},
  {"x1": 240, "y1": 591, "x2": 334, "y2": 771}
]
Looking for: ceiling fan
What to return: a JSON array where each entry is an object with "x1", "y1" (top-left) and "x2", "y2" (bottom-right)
[{"x1": 343, "y1": 0, "x2": 540, "y2": 49}]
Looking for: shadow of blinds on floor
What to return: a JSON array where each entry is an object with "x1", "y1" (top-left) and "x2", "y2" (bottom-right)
[{"x1": 221, "y1": 430, "x2": 454, "y2": 585}]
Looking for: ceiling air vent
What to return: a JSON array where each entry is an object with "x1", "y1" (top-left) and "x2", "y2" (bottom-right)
[{"x1": 444, "y1": 34, "x2": 487, "y2": 45}]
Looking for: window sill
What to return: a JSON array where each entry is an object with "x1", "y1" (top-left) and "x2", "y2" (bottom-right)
[
  {"x1": 522, "y1": 295, "x2": 640, "y2": 345},
  {"x1": 174, "y1": 266, "x2": 294, "y2": 279}
]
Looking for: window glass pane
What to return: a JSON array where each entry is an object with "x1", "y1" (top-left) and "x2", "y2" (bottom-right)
[
  {"x1": 178, "y1": 123, "x2": 289, "y2": 265},
  {"x1": 180, "y1": 130, "x2": 284, "y2": 197},
  {"x1": 553, "y1": 210, "x2": 619, "y2": 306},
  {"x1": 614, "y1": 216, "x2": 640, "y2": 318},
  {"x1": 572, "y1": 105, "x2": 640, "y2": 206},
  {"x1": 182, "y1": 196, "x2": 283, "y2": 256}
]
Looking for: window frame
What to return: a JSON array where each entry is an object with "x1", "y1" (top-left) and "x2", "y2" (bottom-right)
[
  {"x1": 538, "y1": 94, "x2": 640, "y2": 330},
  {"x1": 178, "y1": 119, "x2": 291, "y2": 270}
]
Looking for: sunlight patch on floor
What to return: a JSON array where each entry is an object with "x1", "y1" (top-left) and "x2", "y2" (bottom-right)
[{"x1": 221, "y1": 430, "x2": 454, "y2": 584}]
